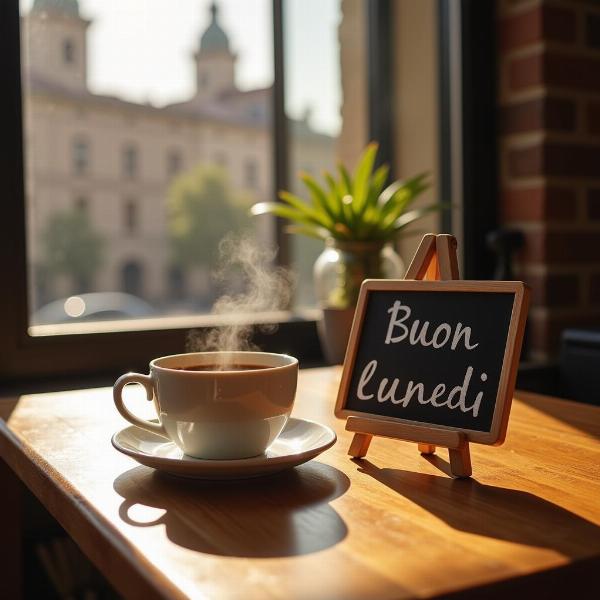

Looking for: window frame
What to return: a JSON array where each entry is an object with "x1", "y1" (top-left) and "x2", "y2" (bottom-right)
[
  {"x1": 73, "y1": 136, "x2": 90, "y2": 175},
  {"x1": 0, "y1": 0, "x2": 494, "y2": 383},
  {"x1": 124, "y1": 197, "x2": 138, "y2": 234},
  {"x1": 122, "y1": 143, "x2": 138, "y2": 179},
  {"x1": 63, "y1": 37, "x2": 75, "y2": 65},
  {"x1": 0, "y1": 0, "x2": 326, "y2": 382}
]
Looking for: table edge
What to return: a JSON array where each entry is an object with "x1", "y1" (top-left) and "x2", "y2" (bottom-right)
[{"x1": 0, "y1": 420, "x2": 185, "y2": 600}]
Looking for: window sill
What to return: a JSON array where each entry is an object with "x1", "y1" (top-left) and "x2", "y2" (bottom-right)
[
  {"x1": 29, "y1": 308, "x2": 320, "y2": 337},
  {"x1": 5, "y1": 310, "x2": 324, "y2": 383}
]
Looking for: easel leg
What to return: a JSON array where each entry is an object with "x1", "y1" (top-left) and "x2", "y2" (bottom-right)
[
  {"x1": 418, "y1": 443, "x2": 436, "y2": 455},
  {"x1": 348, "y1": 433, "x2": 373, "y2": 458},
  {"x1": 448, "y1": 443, "x2": 472, "y2": 478}
]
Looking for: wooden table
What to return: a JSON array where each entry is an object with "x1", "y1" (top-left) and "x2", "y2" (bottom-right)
[{"x1": 1, "y1": 367, "x2": 600, "y2": 599}]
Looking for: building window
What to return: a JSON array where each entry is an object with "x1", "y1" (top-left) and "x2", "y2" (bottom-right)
[
  {"x1": 244, "y1": 159, "x2": 258, "y2": 189},
  {"x1": 75, "y1": 196, "x2": 88, "y2": 213},
  {"x1": 121, "y1": 261, "x2": 143, "y2": 297},
  {"x1": 8, "y1": 0, "x2": 435, "y2": 379},
  {"x1": 124, "y1": 199, "x2": 138, "y2": 234},
  {"x1": 73, "y1": 138, "x2": 89, "y2": 175},
  {"x1": 167, "y1": 150, "x2": 182, "y2": 177},
  {"x1": 167, "y1": 265, "x2": 186, "y2": 300},
  {"x1": 63, "y1": 39, "x2": 75, "y2": 64},
  {"x1": 123, "y1": 144, "x2": 138, "y2": 179}
]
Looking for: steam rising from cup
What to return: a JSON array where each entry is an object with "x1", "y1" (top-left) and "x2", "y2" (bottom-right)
[{"x1": 186, "y1": 234, "x2": 294, "y2": 367}]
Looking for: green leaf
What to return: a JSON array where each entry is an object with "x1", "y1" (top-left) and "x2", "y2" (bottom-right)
[
  {"x1": 323, "y1": 170, "x2": 352, "y2": 229},
  {"x1": 352, "y1": 142, "x2": 378, "y2": 216},
  {"x1": 386, "y1": 203, "x2": 444, "y2": 234},
  {"x1": 370, "y1": 164, "x2": 390, "y2": 204},
  {"x1": 378, "y1": 174, "x2": 431, "y2": 224},
  {"x1": 278, "y1": 191, "x2": 333, "y2": 228},
  {"x1": 354, "y1": 150, "x2": 387, "y2": 239},
  {"x1": 337, "y1": 163, "x2": 353, "y2": 196},
  {"x1": 379, "y1": 172, "x2": 429, "y2": 211},
  {"x1": 286, "y1": 224, "x2": 329, "y2": 240},
  {"x1": 300, "y1": 172, "x2": 338, "y2": 225},
  {"x1": 250, "y1": 201, "x2": 329, "y2": 229}
]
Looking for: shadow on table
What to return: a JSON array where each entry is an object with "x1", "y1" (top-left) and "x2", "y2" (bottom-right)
[
  {"x1": 113, "y1": 461, "x2": 349, "y2": 558},
  {"x1": 517, "y1": 393, "x2": 600, "y2": 441},
  {"x1": 355, "y1": 458, "x2": 600, "y2": 558}
]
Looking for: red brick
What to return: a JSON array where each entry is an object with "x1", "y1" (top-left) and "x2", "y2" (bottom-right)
[
  {"x1": 522, "y1": 229, "x2": 546, "y2": 263},
  {"x1": 500, "y1": 5, "x2": 576, "y2": 51},
  {"x1": 507, "y1": 144, "x2": 544, "y2": 177},
  {"x1": 503, "y1": 186, "x2": 577, "y2": 221},
  {"x1": 546, "y1": 231, "x2": 600, "y2": 262},
  {"x1": 545, "y1": 53, "x2": 600, "y2": 92},
  {"x1": 523, "y1": 230, "x2": 600, "y2": 263},
  {"x1": 545, "y1": 143, "x2": 600, "y2": 177},
  {"x1": 588, "y1": 102, "x2": 600, "y2": 135},
  {"x1": 501, "y1": 7, "x2": 543, "y2": 51},
  {"x1": 502, "y1": 188, "x2": 545, "y2": 221},
  {"x1": 587, "y1": 188, "x2": 600, "y2": 218},
  {"x1": 527, "y1": 272, "x2": 581, "y2": 307},
  {"x1": 512, "y1": 142, "x2": 600, "y2": 177},
  {"x1": 500, "y1": 97, "x2": 575, "y2": 134},
  {"x1": 509, "y1": 53, "x2": 544, "y2": 90},
  {"x1": 545, "y1": 187, "x2": 578, "y2": 219},
  {"x1": 544, "y1": 5, "x2": 578, "y2": 44},
  {"x1": 586, "y1": 12, "x2": 600, "y2": 49}
]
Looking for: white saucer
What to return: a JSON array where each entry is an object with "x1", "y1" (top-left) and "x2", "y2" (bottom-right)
[{"x1": 111, "y1": 417, "x2": 337, "y2": 480}]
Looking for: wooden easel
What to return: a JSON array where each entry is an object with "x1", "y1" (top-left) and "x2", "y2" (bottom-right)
[{"x1": 346, "y1": 233, "x2": 472, "y2": 478}]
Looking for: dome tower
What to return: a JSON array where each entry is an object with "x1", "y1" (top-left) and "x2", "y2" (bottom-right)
[
  {"x1": 24, "y1": 0, "x2": 90, "y2": 92},
  {"x1": 194, "y1": 2, "x2": 236, "y2": 101}
]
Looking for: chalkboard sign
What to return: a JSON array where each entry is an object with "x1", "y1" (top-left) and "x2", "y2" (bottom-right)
[{"x1": 335, "y1": 280, "x2": 529, "y2": 445}]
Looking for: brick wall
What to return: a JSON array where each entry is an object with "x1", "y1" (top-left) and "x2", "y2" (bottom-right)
[{"x1": 499, "y1": 0, "x2": 600, "y2": 360}]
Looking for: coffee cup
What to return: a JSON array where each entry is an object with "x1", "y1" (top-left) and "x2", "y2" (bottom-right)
[{"x1": 113, "y1": 351, "x2": 298, "y2": 460}]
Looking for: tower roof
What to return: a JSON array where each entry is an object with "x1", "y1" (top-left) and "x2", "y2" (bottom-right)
[
  {"x1": 32, "y1": 0, "x2": 80, "y2": 17},
  {"x1": 199, "y1": 2, "x2": 231, "y2": 55}
]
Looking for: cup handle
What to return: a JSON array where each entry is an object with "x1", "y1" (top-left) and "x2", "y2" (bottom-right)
[{"x1": 113, "y1": 372, "x2": 167, "y2": 438}]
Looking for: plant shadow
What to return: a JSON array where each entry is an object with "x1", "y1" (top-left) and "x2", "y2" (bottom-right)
[
  {"x1": 113, "y1": 461, "x2": 349, "y2": 558},
  {"x1": 354, "y1": 458, "x2": 600, "y2": 558}
]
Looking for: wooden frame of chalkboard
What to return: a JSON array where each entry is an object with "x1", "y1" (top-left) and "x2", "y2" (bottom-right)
[{"x1": 335, "y1": 280, "x2": 529, "y2": 446}]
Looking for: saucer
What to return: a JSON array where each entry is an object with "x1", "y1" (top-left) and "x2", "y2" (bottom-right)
[{"x1": 111, "y1": 417, "x2": 337, "y2": 479}]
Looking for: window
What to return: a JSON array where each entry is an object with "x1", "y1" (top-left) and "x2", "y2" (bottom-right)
[
  {"x1": 167, "y1": 150, "x2": 182, "y2": 178},
  {"x1": 124, "y1": 199, "x2": 138, "y2": 234},
  {"x1": 121, "y1": 261, "x2": 143, "y2": 297},
  {"x1": 167, "y1": 265, "x2": 186, "y2": 301},
  {"x1": 73, "y1": 138, "x2": 89, "y2": 175},
  {"x1": 122, "y1": 145, "x2": 138, "y2": 179},
  {"x1": 3, "y1": 0, "x2": 488, "y2": 380},
  {"x1": 63, "y1": 38, "x2": 74, "y2": 64},
  {"x1": 75, "y1": 196, "x2": 88, "y2": 213},
  {"x1": 244, "y1": 159, "x2": 258, "y2": 189}
]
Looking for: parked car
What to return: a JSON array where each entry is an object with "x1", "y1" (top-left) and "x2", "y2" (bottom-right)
[{"x1": 32, "y1": 292, "x2": 156, "y2": 325}]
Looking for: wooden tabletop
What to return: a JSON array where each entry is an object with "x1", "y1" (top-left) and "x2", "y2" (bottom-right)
[{"x1": 1, "y1": 367, "x2": 600, "y2": 599}]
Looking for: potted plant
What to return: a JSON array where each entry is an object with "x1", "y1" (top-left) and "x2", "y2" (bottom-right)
[{"x1": 251, "y1": 142, "x2": 439, "y2": 363}]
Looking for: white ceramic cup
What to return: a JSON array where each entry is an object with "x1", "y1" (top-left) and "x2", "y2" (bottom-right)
[{"x1": 113, "y1": 351, "x2": 298, "y2": 460}]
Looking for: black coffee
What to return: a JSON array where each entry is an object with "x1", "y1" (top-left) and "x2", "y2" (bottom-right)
[{"x1": 176, "y1": 363, "x2": 269, "y2": 372}]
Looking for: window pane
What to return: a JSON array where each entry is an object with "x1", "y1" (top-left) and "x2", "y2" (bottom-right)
[
  {"x1": 284, "y1": 0, "x2": 368, "y2": 309},
  {"x1": 284, "y1": 0, "x2": 443, "y2": 309},
  {"x1": 21, "y1": 0, "x2": 276, "y2": 327}
]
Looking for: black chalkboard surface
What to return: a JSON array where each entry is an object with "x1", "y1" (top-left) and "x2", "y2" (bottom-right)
[{"x1": 335, "y1": 280, "x2": 529, "y2": 445}]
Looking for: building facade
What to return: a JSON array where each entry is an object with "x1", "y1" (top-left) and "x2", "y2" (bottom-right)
[{"x1": 22, "y1": 0, "x2": 335, "y2": 313}]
